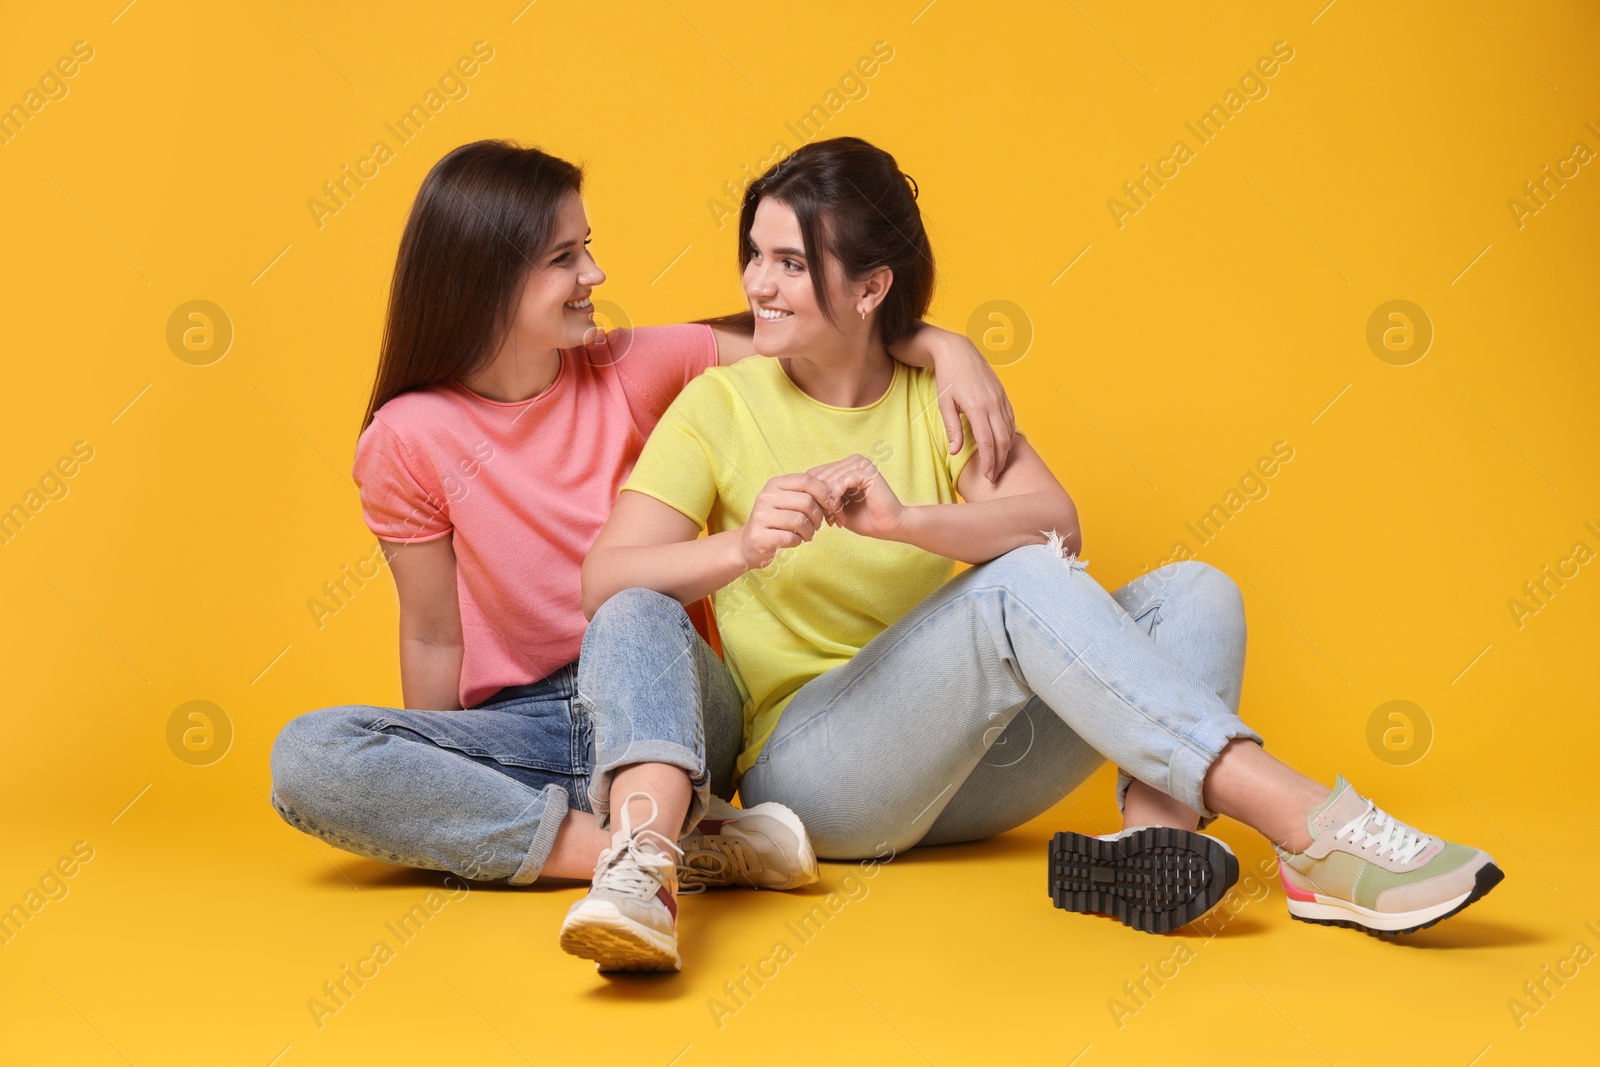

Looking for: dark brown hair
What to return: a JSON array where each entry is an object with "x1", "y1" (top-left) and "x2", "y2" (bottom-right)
[
  {"x1": 359, "y1": 140, "x2": 583, "y2": 433},
  {"x1": 723, "y1": 136, "x2": 934, "y2": 346}
]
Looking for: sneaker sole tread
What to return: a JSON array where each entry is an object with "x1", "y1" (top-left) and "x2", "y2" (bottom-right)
[
  {"x1": 558, "y1": 904, "x2": 680, "y2": 972},
  {"x1": 1048, "y1": 827, "x2": 1239, "y2": 935}
]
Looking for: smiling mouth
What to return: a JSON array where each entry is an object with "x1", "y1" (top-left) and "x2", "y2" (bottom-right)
[
  {"x1": 564, "y1": 297, "x2": 593, "y2": 311},
  {"x1": 754, "y1": 306, "x2": 792, "y2": 321}
]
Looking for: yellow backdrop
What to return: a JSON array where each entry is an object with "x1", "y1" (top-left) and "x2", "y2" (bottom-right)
[{"x1": 2, "y1": 1, "x2": 1596, "y2": 1064}]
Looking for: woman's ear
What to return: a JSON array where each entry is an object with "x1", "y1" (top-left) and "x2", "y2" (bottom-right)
[{"x1": 856, "y1": 266, "x2": 894, "y2": 318}]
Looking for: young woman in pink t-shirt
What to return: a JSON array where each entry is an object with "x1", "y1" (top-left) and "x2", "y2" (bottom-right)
[{"x1": 267, "y1": 139, "x2": 1016, "y2": 973}]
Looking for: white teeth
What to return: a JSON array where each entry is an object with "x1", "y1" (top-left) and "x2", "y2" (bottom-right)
[
  {"x1": 755, "y1": 307, "x2": 792, "y2": 320},
  {"x1": 565, "y1": 297, "x2": 592, "y2": 310}
]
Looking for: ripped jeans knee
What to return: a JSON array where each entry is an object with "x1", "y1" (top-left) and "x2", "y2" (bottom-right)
[{"x1": 1042, "y1": 527, "x2": 1089, "y2": 573}]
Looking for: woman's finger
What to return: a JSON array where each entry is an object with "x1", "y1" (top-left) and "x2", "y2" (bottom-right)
[
  {"x1": 969, "y1": 413, "x2": 997, "y2": 483},
  {"x1": 938, "y1": 390, "x2": 964, "y2": 457},
  {"x1": 765, "y1": 489, "x2": 828, "y2": 519},
  {"x1": 763, "y1": 507, "x2": 818, "y2": 541},
  {"x1": 997, "y1": 394, "x2": 1017, "y2": 475},
  {"x1": 989, "y1": 410, "x2": 1014, "y2": 479},
  {"x1": 807, "y1": 462, "x2": 871, "y2": 508},
  {"x1": 774, "y1": 471, "x2": 838, "y2": 510}
]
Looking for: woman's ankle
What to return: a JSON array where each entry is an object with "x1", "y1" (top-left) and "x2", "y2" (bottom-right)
[
  {"x1": 1274, "y1": 784, "x2": 1334, "y2": 853},
  {"x1": 1201, "y1": 739, "x2": 1329, "y2": 851},
  {"x1": 1123, "y1": 779, "x2": 1202, "y2": 831}
]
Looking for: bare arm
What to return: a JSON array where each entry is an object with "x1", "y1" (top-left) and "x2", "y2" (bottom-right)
[
  {"x1": 886, "y1": 324, "x2": 1016, "y2": 482},
  {"x1": 581, "y1": 475, "x2": 836, "y2": 619},
  {"x1": 811, "y1": 436, "x2": 1081, "y2": 567},
  {"x1": 384, "y1": 537, "x2": 466, "y2": 710}
]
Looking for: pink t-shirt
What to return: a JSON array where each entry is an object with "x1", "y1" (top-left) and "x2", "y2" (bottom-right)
[{"x1": 352, "y1": 324, "x2": 719, "y2": 709}]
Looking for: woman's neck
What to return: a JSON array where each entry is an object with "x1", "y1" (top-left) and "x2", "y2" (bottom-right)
[
  {"x1": 780, "y1": 337, "x2": 894, "y2": 408},
  {"x1": 459, "y1": 332, "x2": 563, "y2": 403}
]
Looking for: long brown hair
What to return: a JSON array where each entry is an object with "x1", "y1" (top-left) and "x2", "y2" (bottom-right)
[
  {"x1": 359, "y1": 140, "x2": 584, "y2": 433},
  {"x1": 707, "y1": 137, "x2": 933, "y2": 346}
]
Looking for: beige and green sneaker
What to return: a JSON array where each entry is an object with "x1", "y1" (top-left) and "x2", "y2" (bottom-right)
[{"x1": 1276, "y1": 775, "x2": 1504, "y2": 936}]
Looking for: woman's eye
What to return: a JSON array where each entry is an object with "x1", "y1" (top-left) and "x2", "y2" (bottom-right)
[
  {"x1": 783, "y1": 259, "x2": 803, "y2": 272},
  {"x1": 551, "y1": 253, "x2": 571, "y2": 265}
]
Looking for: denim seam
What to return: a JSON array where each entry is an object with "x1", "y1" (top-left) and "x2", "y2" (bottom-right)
[
  {"x1": 574, "y1": 598, "x2": 701, "y2": 710},
  {"x1": 370, "y1": 716, "x2": 582, "y2": 776},
  {"x1": 569, "y1": 697, "x2": 594, "y2": 815},
  {"x1": 1132, "y1": 598, "x2": 1164, "y2": 637},
  {"x1": 570, "y1": 693, "x2": 586, "y2": 788},
  {"x1": 273, "y1": 799, "x2": 417, "y2": 868}
]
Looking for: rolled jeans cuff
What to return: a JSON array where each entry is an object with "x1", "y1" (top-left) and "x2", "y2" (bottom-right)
[
  {"x1": 1117, "y1": 718, "x2": 1264, "y2": 832},
  {"x1": 508, "y1": 784, "x2": 572, "y2": 885},
  {"x1": 589, "y1": 740, "x2": 710, "y2": 838}
]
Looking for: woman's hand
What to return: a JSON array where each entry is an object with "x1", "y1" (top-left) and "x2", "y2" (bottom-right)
[
  {"x1": 739, "y1": 473, "x2": 836, "y2": 569},
  {"x1": 808, "y1": 455, "x2": 906, "y2": 542},
  {"x1": 891, "y1": 325, "x2": 1017, "y2": 482}
]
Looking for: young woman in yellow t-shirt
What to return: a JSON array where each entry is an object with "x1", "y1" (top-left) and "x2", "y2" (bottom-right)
[{"x1": 585, "y1": 137, "x2": 1503, "y2": 937}]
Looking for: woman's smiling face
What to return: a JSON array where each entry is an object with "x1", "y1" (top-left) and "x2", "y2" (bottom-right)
[
  {"x1": 509, "y1": 192, "x2": 607, "y2": 350},
  {"x1": 744, "y1": 197, "x2": 854, "y2": 358}
]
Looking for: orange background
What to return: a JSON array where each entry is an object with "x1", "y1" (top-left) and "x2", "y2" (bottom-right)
[{"x1": 1, "y1": 1, "x2": 1596, "y2": 1063}]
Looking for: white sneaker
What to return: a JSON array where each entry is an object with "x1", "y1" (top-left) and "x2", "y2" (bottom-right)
[
  {"x1": 677, "y1": 796, "x2": 819, "y2": 892},
  {"x1": 558, "y1": 791, "x2": 683, "y2": 972}
]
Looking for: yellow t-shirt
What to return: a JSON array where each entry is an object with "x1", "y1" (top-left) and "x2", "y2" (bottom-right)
[{"x1": 621, "y1": 356, "x2": 980, "y2": 777}]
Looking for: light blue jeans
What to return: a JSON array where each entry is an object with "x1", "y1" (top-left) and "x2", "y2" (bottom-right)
[
  {"x1": 739, "y1": 546, "x2": 1261, "y2": 860},
  {"x1": 268, "y1": 588, "x2": 743, "y2": 884}
]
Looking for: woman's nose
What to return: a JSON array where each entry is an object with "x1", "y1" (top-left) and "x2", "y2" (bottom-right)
[{"x1": 745, "y1": 267, "x2": 775, "y2": 297}]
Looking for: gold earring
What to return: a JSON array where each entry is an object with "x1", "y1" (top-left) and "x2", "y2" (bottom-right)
[{"x1": 859, "y1": 307, "x2": 867, "y2": 320}]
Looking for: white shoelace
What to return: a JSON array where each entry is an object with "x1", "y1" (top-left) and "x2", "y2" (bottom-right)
[
  {"x1": 1334, "y1": 799, "x2": 1430, "y2": 865},
  {"x1": 592, "y1": 791, "x2": 681, "y2": 898}
]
